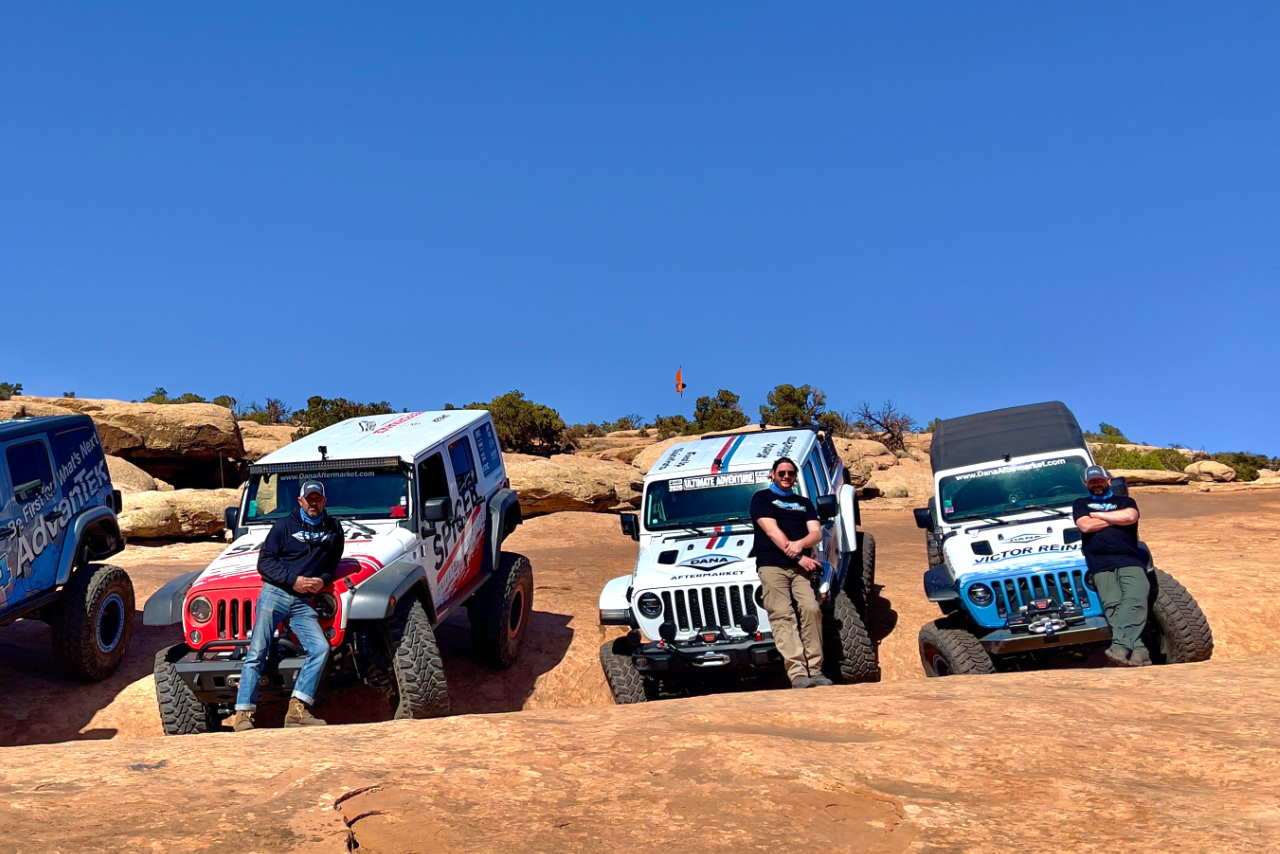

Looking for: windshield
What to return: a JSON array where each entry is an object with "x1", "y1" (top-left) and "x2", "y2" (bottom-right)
[
  {"x1": 644, "y1": 471, "x2": 771, "y2": 531},
  {"x1": 938, "y1": 455, "x2": 1090, "y2": 523},
  {"x1": 244, "y1": 469, "x2": 410, "y2": 523}
]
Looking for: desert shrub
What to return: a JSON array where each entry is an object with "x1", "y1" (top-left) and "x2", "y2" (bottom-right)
[
  {"x1": 241, "y1": 398, "x2": 292, "y2": 426},
  {"x1": 651, "y1": 413, "x2": 695, "y2": 439},
  {"x1": 211, "y1": 395, "x2": 236, "y2": 410},
  {"x1": 926, "y1": 417, "x2": 941, "y2": 433},
  {"x1": 817, "y1": 410, "x2": 857, "y2": 438},
  {"x1": 759, "y1": 384, "x2": 827, "y2": 428},
  {"x1": 854, "y1": 401, "x2": 917, "y2": 452},
  {"x1": 292, "y1": 396, "x2": 393, "y2": 435},
  {"x1": 1091, "y1": 445, "x2": 1189, "y2": 472},
  {"x1": 1210, "y1": 452, "x2": 1272, "y2": 482},
  {"x1": 601, "y1": 414, "x2": 644, "y2": 432},
  {"x1": 1083, "y1": 422, "x2": 1130, "y2": 444},
  {"x1": 0, "y1": 382, "x2": 21, "y2": 400},
  {"x1": 62, "y1": 391, "x2": 75, "y2": 398},
  {"x1": 563, "y1": 423, "x2": 606, "y2": 445},
  {"x1": 448, "y1": 390, "x2": 565, "y2": 456},
  {"x1": 694, "y1": 389, "x2": 749, "y2": 433},
  {"x1": 143, "y1": 388, "x2": 210, "y2": 405}
]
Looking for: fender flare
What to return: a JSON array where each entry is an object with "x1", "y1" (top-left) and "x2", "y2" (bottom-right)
[
  {"x1": 57, "y1": 507, "x2": 125, "y2": 587},
  {"x1": 924, "y1": 564, "x2": 959, "y2": 603},
  {"x1": 486, "y1": 488, "x2": 522, "y2": 570},
  {"x1": 598, "y1": 575, "x2": 633, "y2": 626},
  {"x1": 348, "y1": 559, "x2": 435, "y2": 622},
  {"x1": 143, "y1": 569, "x2": 203, "y2": 626}
]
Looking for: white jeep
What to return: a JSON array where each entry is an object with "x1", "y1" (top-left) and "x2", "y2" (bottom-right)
[
  {"x1": 144, "y1": 409, "x2": 529, "y2": 733},
  {"x1": 598, "y1": 427, "x2": 879, "y2": 703}
]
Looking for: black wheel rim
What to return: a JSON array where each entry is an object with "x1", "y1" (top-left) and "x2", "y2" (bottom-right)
[{"x1": 97, "y1": 593, "x2": 126, "y2": 654}]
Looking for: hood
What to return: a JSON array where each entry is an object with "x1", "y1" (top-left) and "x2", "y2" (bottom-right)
[
  {"x1": 944, "y1": 518, "x2": 1086, "y2": 583},
  {"x1": 635, "y1": 527, "x2": 758, "y2": 587},
  {"x1": 190, "y1": 519, "x2": 417, "y2": 593}
]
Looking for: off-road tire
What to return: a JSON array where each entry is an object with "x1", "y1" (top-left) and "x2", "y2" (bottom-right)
[
  {"x1": 1144, "y1": 569, "x2": 1214, "y2": 665},
  {"x1": 154, "y1": 644, "x2": 222, "y2": 735},
  {"x1": 469, "y1": 552, "x2": 534, "y2": 668},
  {"x1": 853, "y1": 531, "x2": 877, "y2": 614},
  {"x1": 919, "y1": 619, "x2": 996, "y2": 677},
  {"x1": 51, "y1": 563, "x2": 134, "y2": 680},
  {"x1": 599, "y1": 636, "x2": 660, "y2": 704},
  {"x1": 822, "y1": 588, "x2": 880, "y2": 683},
  {"x1": 386, "y1": 596, "x2": 450, "y2": 719}
]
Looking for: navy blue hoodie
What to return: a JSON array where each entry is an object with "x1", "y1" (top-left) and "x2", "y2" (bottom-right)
[{"x1": 257, "y1": 509, "x2": 345, "y2": 593}]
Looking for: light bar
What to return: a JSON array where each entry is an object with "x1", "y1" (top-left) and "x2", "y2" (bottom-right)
[{"x1": 249, "y1": 456, "x2": 404, "y2": 476}]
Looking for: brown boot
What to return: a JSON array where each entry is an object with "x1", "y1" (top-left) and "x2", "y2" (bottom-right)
[
  {"x1": 230, "y1": 711, "x2": 255, "y2": 732},
  {"x1": 284, "y1": 698, "x2": 327, "y2": 727}
]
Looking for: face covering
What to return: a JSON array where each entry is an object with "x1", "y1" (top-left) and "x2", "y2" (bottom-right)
[
  {"x1": 300, "y1": 505, "x2": 325, "y2": 523},
  {"x1": 1091, "y1": 487, "x2": 1114, "y2": 501},
  {"x1": 769, "y1": 481, "x2": 793, "y2": 496}
]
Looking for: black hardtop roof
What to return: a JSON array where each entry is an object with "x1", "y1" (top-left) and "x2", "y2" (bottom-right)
[
  {"x1": 930, "y1": 401, "x2": 1086, "y2": 473},
  {"x1": 0, "y1": 413, "x2": 96, "y2": 444}
]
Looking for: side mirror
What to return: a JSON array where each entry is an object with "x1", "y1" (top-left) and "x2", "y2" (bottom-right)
[
  {"x1": 422, "y1": 496, "x2": 453, "y2": 522},
  {"x1": 224, "y1": 507, "x2": 240, "y2": 531},
  {"x1": 814, "y1": 494, "x2": 838, "y2": 521},
  {"x1": 1110, "y1": 476, "x2": 1129, "y2": 498},
  {"x1": 913, "y1": 507, "x2": 933, "y2": 529},
  {"x1": 620, "y1": 513, "x2": 640, "y2": 541}
]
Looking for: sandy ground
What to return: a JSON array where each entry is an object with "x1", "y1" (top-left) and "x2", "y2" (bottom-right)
[{"x1": 0, "y1": 488, "x2": 1277, "y2": 746}]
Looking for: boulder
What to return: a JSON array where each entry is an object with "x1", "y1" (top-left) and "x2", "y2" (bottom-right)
[
  {"x1": 104, "y1": 455, "x2": 157, "y2": 493},
  {"x1": 117, "y1": 488, "x2": 241, "y2": 539},
  {"x1": 506, "y1": 454, "x2": 642, "y2": 515},
  {"x1": 831, "y1": 437, "x2": 897, "y2": 487},
  {"x1": 237, "y1": 421, "x2": 296, "y2": 461},
  {"x1": 1184, "y1": 460, "x2": 1237, "y2": 483},
  {"x1": 1256, "y1": 469, "x2": 1279, "y2": 481},
  {"x1": 864, "y1": 457, "x2": 934, "y2": 500},
  {"x1": 1110, "y1": 469, "x2": 1189, "y2": 486}
]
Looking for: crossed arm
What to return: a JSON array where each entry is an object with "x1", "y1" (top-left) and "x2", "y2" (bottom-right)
[
  {"x1": 1076, "y1": 506, "x2": 1139, "y2": 533},
  {"x1": 757, "y1": 517, "x2": 823, "y2": 571}
]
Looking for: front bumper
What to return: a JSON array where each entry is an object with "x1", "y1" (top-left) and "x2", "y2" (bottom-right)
[
  {"x1": 631, "y1": 634, "x2": 784, "y2": 674},
  {"x1": 174, "y1": 644, "x2": 309, "y2": 705},
  {"x1": 979, "y1": 616, "x2": 1112, "y2": 655}
]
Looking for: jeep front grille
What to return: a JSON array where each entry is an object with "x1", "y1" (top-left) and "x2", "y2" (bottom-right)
[
  {"x1": 659, "y1": 584, "x2": 759, "y2": 632},
  {"x1": 216, "y1": 597, "x2": 255, "y2": 640},
  {"x1": 992, "y1": 569, "x2": 1092, "y2": 618}
]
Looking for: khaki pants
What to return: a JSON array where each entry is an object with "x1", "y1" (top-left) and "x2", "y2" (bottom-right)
[{"x1": 758, "y1": 565, "x2": 823, "y2": 681}]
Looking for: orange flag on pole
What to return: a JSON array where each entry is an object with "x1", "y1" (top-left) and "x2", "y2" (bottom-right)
[{"x1": 676, "y1": 368, "x2": 687, "y2": 396}]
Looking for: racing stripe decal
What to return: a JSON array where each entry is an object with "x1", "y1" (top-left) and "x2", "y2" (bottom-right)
[
  {"x1": 706, "y1": 525, "x2": 722, "y2": 549},
  {"x1": 710, "y1": 437, "x2": 737, "y2": 474},
  {"x1": 718, "y1": 434, "x2": 746, "y2": 470}
]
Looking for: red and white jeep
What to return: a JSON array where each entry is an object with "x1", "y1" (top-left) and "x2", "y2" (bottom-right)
[{"x1": 144, "y1": 410, "x2": 528, "y2": 734}]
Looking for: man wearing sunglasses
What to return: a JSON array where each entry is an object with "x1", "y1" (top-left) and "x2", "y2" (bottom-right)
[{"x1": 749, "y1": 457, "x2": 832, "y2": 688}]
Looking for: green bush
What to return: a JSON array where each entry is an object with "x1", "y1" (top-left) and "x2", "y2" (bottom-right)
[
  {"x1": 651, "y1": 413, "x2": 694, "y2": 439},
  {"x1": 694, "y1": 390, "x2": 749, "y2": 433},
  {"x1": 292, "y1": 396, "x2": 393, "y2": 436},
  {"x1": 0, "y1": 382, "x2": 20, "y2": 400},
  {"x1": 447, "y1": 390, "x2": 565, "y2": 456},
  {"x1": 601, "y1": 414, "x2": 644, "y2": 432},
  {"x1": 1210, "y1": 452, "x2": 1272, "y2": 482},
  {"x1": 759, "y1": 384, "x2": 826, "y2": 428},
  {"x1": 1091, "y1": 444, "x2": 1189, "y2": 472},
  {"x1": 1083, "y1": 422, "x2": 1130, "y2": 444}
]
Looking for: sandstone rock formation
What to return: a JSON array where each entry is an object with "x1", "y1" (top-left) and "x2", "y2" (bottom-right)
[
  {"x1": 11, "y1": 397, "x2": 244, "y2": 488},
  {"x1": 1185, "y1": 459, "x2": 1237, "y2": 482},
  {"x1": 1255, "y1": 468, "x2": 1278, "y2": 480},
  {"x1": 104, "y1": 454, "x2": 157, "y2": 493},
  {"x1": 4, "y1": 655, "x2": 1276, "y2": 853},
  {"x1": 237, "y1": 421, "x2": 295, "y2": 461},
  {"x1": 506, "y1": 454, "x2": 643, "y2": 514},
  {"x1": 117, "y1": 488, "x2": 241, "y2": 538},
  {"x1": 1110, "y1": 468, "x2": 1189, "y2": 485}
]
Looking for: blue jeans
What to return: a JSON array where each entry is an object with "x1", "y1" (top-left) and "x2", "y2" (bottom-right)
[{"x1": 235, "y1": 583, "x2": 329, "y2": 710}]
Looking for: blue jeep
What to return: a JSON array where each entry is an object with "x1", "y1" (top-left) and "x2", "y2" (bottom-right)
[
  {"x1": 0, "y1": 414, "x2": 132, "y2": 679},
  {"x1": 914, "y1": 402, "x2": 1213, "y2": 675}
]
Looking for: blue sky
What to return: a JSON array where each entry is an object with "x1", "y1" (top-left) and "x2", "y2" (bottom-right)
[{"x1": 3, "y1": 3, "x2": 1277, "y2": 453}]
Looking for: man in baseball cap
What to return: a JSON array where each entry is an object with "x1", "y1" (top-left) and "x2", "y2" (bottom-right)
[
  {"x1": 230, "y1": 477, "x2": 345, "y2": 731},
  {"x1": 1072, "y1": 465, "x2": 1151, "y2": 666}
]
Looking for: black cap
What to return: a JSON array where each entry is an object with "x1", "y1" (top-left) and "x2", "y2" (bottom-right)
[
  {"x1": 299, "y1": 480, "x2": 325, "y2": 498},
  {"x1": 1084, "y1": 465, "x2": 1110, "y2": 483}
]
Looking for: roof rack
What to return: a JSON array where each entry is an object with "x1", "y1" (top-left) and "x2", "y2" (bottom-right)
[
  {"x1": 701, "y1": 425, "x2": 820, "y2": 440},
  {"x1": 249, "y1": 456, "x2": 404, "y2": 476}
]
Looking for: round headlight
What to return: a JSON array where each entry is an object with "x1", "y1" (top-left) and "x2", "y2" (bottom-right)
[
  {"x1": 188, "y1": 596, "x2": 212, "y2": 624},
  {"x1": 314, "y1": 593, "x2": 338, "y2": 620},
  {"x1": 967, "y1": 583, "x2": 994, "y2": 607},
  {"x1": 637, "y1": 592, "x2": 663, "y2": 619},
  {"x1": 189, "y1": 629, "x2": 202, "y2": 645}
]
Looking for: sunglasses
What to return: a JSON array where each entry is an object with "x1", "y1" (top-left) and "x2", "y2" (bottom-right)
[{"x1": 775, "y1": 469, "x2": 797, "y2": 478}]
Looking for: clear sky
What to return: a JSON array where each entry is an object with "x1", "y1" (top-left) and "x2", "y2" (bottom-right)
[{"x1": 3, "y1": 3, "x2": 1277, "y2": 453}]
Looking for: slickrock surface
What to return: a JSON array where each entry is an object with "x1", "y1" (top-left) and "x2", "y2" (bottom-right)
[{"x1": 2, "y1": 655, "x2": 1278, "y2": 853}]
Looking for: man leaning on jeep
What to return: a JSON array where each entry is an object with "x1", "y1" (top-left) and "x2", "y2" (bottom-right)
[
  {"x1": 1072, "y1": 465, "x2": 1151, "y2": 667},
  {"x1": 749, "y1": 457, "x2": 832, "y2": 689},
  {"x1": 230, "y1": 479, "x2": 345, "y2": 731}
]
